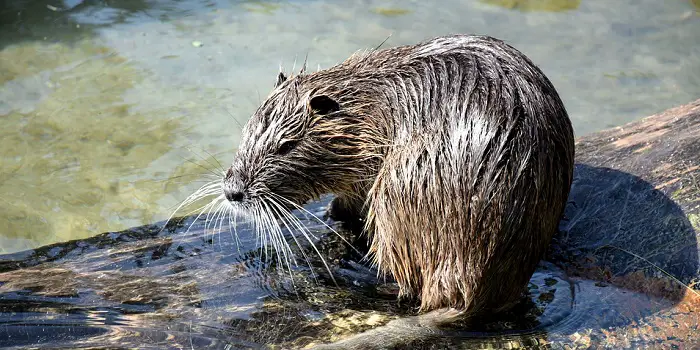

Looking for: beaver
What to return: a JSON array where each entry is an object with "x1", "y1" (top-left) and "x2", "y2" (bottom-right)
[{"x1": 222, "y1": 34, "x2": 575, "y2": 318}]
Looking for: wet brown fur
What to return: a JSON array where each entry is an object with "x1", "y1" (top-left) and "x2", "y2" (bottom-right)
[{"x1": 223, "y1": 34, "x2": 575, "y2": 317}]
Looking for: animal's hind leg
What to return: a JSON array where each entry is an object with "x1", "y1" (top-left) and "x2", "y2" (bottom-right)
[
  {"x1": 364, "y1": 136, "x2": 474, "y2": 311},
  {"x1": 364, "y1": 141, "x2": 438, "y2": 304}
]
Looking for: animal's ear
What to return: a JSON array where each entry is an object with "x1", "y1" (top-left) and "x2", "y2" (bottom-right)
[
  {"x1": 309, "y1": 95, "x2": 340, "y2": 115},
  {"x1": 275, "y1": 72, "x2": 287, "y2": 88}
]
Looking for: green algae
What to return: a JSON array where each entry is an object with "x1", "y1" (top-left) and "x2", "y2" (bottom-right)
[
  {"x1": 0, "y1": 40, "x2": 182, "y2": 253},
  {"x1": 242, "y1": 1, "x2": 283, "y2": 15},
  {"x1": 480, "y1": 0, "x2": 580, "y2": 12},
  {"x1": 372, "y1": 7, "x2": 412, "y2": 17},
  {"x1": 0, "y1": 42, "x2": 113, "y2": 85}
]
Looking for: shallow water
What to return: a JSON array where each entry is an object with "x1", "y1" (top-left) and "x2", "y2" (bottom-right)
[{"x1": 0, "y1": 0, "x2": 699, "y2": 253}]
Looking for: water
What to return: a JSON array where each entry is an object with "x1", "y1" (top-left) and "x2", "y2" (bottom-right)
[{"x1": 0, "y1": 0, "x2": 698, "y2": 253}]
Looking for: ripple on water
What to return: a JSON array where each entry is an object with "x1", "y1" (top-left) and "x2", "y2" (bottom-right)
[{"x1": 1, "y1": 192, "x2": 695, "y2": 348}]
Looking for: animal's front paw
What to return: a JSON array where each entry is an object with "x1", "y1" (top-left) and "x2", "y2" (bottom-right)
[
  {"x1": 325, "y1": 197, "x2": 365, "y2": 233},
  {"x1": 325, "y1": 196, "x2": 348, "y2": 221}
]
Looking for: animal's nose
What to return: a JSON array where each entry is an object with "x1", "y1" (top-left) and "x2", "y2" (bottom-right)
[
  {"x1": 225, "y1": 189, "x2": 245, "y2": 202},
  {"x1": 223, "y1": 166, "x2": 246, "y2": 202},
  {"x1": 223, "y1": 179, "x2": 246, "y2": 202}
]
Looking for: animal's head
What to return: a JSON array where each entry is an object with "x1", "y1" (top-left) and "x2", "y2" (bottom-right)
[{"x1": 222, "y1": 71, "x2": 379, "y2": 213}]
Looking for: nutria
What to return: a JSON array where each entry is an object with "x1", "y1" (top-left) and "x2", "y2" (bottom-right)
[{"x1": 221, "y1": 34, "x2": 575, "y2": 318}]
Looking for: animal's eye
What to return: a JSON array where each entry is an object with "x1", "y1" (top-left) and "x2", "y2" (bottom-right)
[{"x1": 277, "y1": 140, "x2": 298, "y2": 155}]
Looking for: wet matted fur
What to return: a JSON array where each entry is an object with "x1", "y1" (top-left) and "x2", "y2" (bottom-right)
[{"x1": 220, "y1": 34, "x2": 575, "y2": 316}]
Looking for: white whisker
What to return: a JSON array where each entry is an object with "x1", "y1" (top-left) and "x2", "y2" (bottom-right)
[
  {"x1": 185, "y1": 195, "x2": 225, "y2": 236},
  {"x1": 266, "y1": 197, "x2": 318, "y2": 282},
  {"x1": 257, "y1": 202, "x2": 282, "y2": 268},
  {"x1": 171, "y1": 190, "x2": 224, "y2": 226},
  {"x1": 267, "y1": 193, "x2": 338, "y2": 285},
  {"x1": 271, "y1": 193, "x2": 361, "y2": 256},
  {"x1": 159, "y1": 180, "x2": 221, "y2": 234},
  {"x1": 260, "y1": 199, "x2": 296, "y2": 282},
  {"x1": 209, "y1": 201, "x2": 229, "y2": 249},
  {"x1": 226, "y1": 204, "x2": 243, "y2": 254},
  {"x1": 253, "y1": 206, "x2": 268, "y2": 264},
  {"x1": 203, "y1": 196, "x2": 224, "y2": 238}
]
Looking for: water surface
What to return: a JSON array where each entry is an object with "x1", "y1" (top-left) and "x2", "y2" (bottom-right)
[{"x1": 1, "y1": 0, "x2": 699, "y2": 257}]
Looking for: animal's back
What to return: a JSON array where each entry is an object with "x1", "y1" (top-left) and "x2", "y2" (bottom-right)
[
  {"x1": 359, "y1": 34, "x2": 575, "y2": 314},
  {"x1": 343, "y1": 35, "x2": 568, "y2": 136}
]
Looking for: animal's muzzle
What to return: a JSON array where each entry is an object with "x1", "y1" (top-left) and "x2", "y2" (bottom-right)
[{"x1": 223, "y1": 167, "x2": 246, "y2": 202}]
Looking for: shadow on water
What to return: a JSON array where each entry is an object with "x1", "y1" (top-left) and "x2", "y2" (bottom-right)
[
  {"x1": 0, "y1": 0, "x2": 309, "y2": 49},
  {"x1": 1, "y1": 0, "x2": 138, "y2": 49},
  {"x1": 0, "y1": 162, "x2": 697, "y2": 348},
  {"x1": 0, "y1": 0, "x2": 236, "y2": 49}
]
